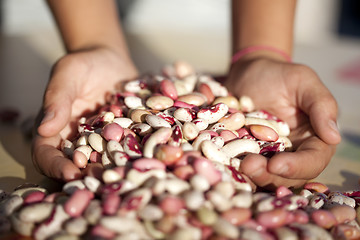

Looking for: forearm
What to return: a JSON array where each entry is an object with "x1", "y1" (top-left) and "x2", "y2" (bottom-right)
[
  {"x1": 232, "y1": 0, "x2": 296, "y2": 59},
  {"x1": 47, "y1": 0, "x2": 130, "y2": 57}
]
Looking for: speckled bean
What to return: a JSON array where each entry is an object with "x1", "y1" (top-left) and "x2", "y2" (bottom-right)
[
  {"x1": 197, "y1": 103, "x2": 228, "y2": 124},
  {"x1": 33, "y1": 205, "x2": 70, "y2": 240},
  {"x1": 0, "y1": 195, "x2": 23, "y2": 216},
  {"x1": 146, "y1": 114, "x2": 171, "y2": 129},
  {"x1": 130, "y1": 122, "x2": 153, "y2": 136},
  {"x1": 173, "y1": 107, "x2": 196, "y2": 122}
]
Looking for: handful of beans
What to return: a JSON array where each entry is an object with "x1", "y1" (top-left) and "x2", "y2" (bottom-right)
[{"x1": 1, "y1": 62, "x2": 359, "y2": 240}]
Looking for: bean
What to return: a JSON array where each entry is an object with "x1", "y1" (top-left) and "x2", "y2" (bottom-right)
[
  {"x1": 219, "y1": 129, "x2": 238, "y2": 143},
  {"x1": 159, "y1": 195, "x2": 185, "y2": 215},
  {"x1": 177, "y1": 93, "x2": 206, "y2": 106},
  {"x1": 33, "y1": 205, "x2": 70, "y2": 240},
  {"x1": 143, "y1": 127, "x2": 172, "y2": 158},
  {"x1": 213, "y1": 218, "x2": 240, "y2": 239},
  {"x1": 146, "y1": 114, "x2": 171, "y2": 129},
  {"x1": 256, "y1": 208, "x2": 289, "y2": 229},
  {"x1": 138, "y1": 204, "x2": 164, "y2": 221},
  {"x1": 19, "y1": 202, "x2": 54, "y2": 223},
  {"x1": 193, "y1": 157, "x2": 222, "y2": 185},
  {"x1": 154, "y1": 144, "x2": 183, "y2": 166},
  {"x1": 99, "y1": 216, "x2": 143, "y2": 234},
  {"x1": 84, "y1": 200, "x2": 102, "y2": 225},
  {"x1": 91, "y1": 224, "x2": 116, "y2": 239},
  {"x1": 331, "y1": 224, "x2": 360, "y2": 240},
  {"x1": 218, "y1": 112, "x2": 245, "y2": 131},
  {"x1": 132, "y1": 158, "x2": 166, "y2": 172},
  {"x1": 173, "y1": 107, "x2": 196, "y2": 122},
  {"x1": 197, "y1": 103, "x2": 228, "y2": 124},
  {"x1": 311, "y1": 209, "x2": 337, "y2": 229},
  {"x1": 23, "y1": 190, "x2": 46, "y2": 204},
  {"x1": 124, "y1": 96, "x2": 144, "y2": 109},
  {"x1": 165, "y1": 178, "x2": 191, "y2": 195},
  {"x1": 222, "y1": 138, "x2": 260, "y2": 158},
  {"x1": 249, "y1": 124, "x2": 279, "y2": 142},
  {"x1": 10, "y1": 212, "x2": 34, "y2": 237},
  {"x1": 239, "y1": 95, "x2": 255, "y2": 112},
  {"x1": 146, "y1": 96, "x2": 174, "y2": 110},
  {"x1": 201, "y1": 140, "x2": 230, "y2": 165},
  {"x1": 182, "y1": 122, "x2": 199, "y2": 141},
  {"x1": 198, "y1": 83, "x2": 215, "y2": 104},
  {"x1": 102, "y1": 169, "x2": 122, "y2": 184},
  {"x1": 64, "y1": 217, "x2": 88, "y2": 236},
  {"x1": 190, "y1": 174, "x2": 210, "y2": 192},
  {"x1": 130, "y1": 109, "x2": 151, "y2": 123},
  {"x1": 63, "y1": 180, "x2": 86, "y2": 195},
  {"x1": 160, "y1": 78, "x2": 178, "y2": 100},
  {"x1": 213, "y1": 96, "x2": 240, "y2": 110},
  {"x1": 328, "y1": 204, "x2": 356, "y2": 224},
  {"x1": 0, "y1": 195, "x2": 23, "y2": 216},
  {"x1": 113, "y1": 117, "x2": 133, "y2": 128},
  {"x1": 183, "y1": 190, "x2": 205, "y2": 210},
  {"x1": 64, "y1": 189, "x2": 94, "y2": 217},
  {"x1": 304, "y1": 182, "x2": 329, "y2": 194},
  {"x1": 221, "y1": 207, "x2": 252, "y2": 226},
  {"x1": 123, "y1": 134, "x2": 142, "y2": 159},
  {"x1": 102, "y1": 122, "x2": 124, "y2": 142}
]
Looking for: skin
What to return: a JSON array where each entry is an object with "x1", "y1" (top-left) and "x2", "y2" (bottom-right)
[
  {"x1": 33, "y1": 0, "x2": 341, "y2": 188},
  {"x1": 226, "y1": 0, "x2": 341, "y2": 190},
  {"x1": 33, "y1": 0, "x2": 138, "y2": 181}
]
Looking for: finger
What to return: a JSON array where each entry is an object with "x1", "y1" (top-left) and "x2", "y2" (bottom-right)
[
  {"x1": 32, "y1": 135, "x2": 81, "y2": 181},
  {"x1": 37, "y1": 76, "x2": 75, "y2": 138},
  {"x1": 240, "y1": 154, "x2": 306, "y2": 190},
  {"x1": 298, "y1": 70, "x2": 341, "y2": 145},
  {"x1": 268, "y1": 136, "x2": 336, "y2": 179}
]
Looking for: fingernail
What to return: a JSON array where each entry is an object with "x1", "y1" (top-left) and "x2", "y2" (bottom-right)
[
  {"x1": 250, "y1": 168, "x2": 264, "y2": 178},
  {"x1": 329, "y1": 120, "x2": 340, "y2": 134},
  {"x1": 274, "y1": 164, "x2": 289, "y2": 175},
  {"x1": 41, "y1": 111, "x2": 54, "y2": 125}
]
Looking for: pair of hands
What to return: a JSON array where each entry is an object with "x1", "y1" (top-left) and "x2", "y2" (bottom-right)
[{"x1": 32, "y1": 47, "x2": 341, "y2": 190}]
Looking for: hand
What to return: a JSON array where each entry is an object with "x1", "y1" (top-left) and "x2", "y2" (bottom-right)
[
  {"x1": 225, "y1": 56, "x2": 341, "y2": 190},
  {"x1": 32, "y1": 47, "x2": 138, "y2": 181}
]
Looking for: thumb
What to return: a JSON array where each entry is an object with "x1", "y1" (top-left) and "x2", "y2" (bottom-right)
[
  {"x1": 37, "y1": 80, "x2": 74, "y2": 138},
  {"x1": 299, "y1": 78, "x2": 341, "y2": 145}
]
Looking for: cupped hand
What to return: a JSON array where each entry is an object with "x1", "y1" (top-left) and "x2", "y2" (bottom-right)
[
  {"x1": 225, "y1": 57, "x2": 341, "y2": 190},
  {"x1": 32, "y1": 47, "x2": 138, "y2": 181}
]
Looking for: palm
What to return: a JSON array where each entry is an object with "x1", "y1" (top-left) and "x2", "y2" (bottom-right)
[
  {"x1": 33, "y1": 48, "x2": 137, "y2": 181},
  {"x1": 225, "y1": 58, "x2": 338, "y2": 189}
]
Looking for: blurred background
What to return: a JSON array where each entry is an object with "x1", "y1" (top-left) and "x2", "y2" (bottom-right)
[{"x1": 0, "y1": 0, "x2": 359, "y2": 192}]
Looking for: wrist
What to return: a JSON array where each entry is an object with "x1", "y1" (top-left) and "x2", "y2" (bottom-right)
[{"x1": 231, "y1": 46, "x2": 292, "y2": 65}]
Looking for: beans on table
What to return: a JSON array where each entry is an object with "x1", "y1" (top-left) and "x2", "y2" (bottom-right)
[{"x1": 1, "y1": 61, "x2": 359, "y2": 240}]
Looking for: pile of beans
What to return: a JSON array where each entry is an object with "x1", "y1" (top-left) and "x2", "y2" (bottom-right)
[{"x1": 1, "y1": 62, "x2": 360, "y2": 239}]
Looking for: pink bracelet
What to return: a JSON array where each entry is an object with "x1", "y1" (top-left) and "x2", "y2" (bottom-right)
[{"x1": 231, "y1": 45, "x2": 292, "y2": 64}]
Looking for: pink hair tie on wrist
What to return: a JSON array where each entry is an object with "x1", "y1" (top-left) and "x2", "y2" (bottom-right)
[{"x1": 231, "y1": 45, "x2": 292, "y2": 64}]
